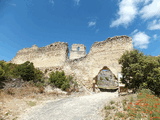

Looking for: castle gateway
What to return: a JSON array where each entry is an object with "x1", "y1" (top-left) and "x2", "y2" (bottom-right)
[{"x1": 11, "y1": 36, "x2": 133, "y2": 90}]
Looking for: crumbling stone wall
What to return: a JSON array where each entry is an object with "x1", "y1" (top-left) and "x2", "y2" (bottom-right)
[
  {"x1": 11, "y1": 42, "x2": 68, "y2": 67},
  {"x1": 11, "y1": 36, "x2": 133, "y2": 90},
  {"x1": 63, "y1": 36, "x2": 133, "y2": 89}
]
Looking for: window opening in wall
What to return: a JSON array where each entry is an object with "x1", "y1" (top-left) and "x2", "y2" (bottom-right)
[{"x1": 77, "y1": 47, "x2": 80, "y2": 51}]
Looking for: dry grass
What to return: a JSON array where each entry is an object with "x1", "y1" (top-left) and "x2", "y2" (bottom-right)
[
  {"x1": 104, "y1": 89, "x2": 160, "y2": 120},
  {"x1": 2, "y1": 84, "x2": 44, "y2": 97},
  {"x1": 0, "y1": 84, "x2": 67, "y2": 120}
]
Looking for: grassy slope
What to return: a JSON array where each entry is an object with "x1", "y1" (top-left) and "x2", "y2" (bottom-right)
[{"x1": 104, "y1": 89, "x2": 160, "y2": 120}]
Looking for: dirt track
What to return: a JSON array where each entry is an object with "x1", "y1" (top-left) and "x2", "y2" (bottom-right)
[{"x1": 18, "y1": 92, "x2": 118, "y2": 120}]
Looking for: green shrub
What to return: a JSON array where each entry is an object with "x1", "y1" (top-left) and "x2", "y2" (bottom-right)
[
  {"x1": 33, "y1": 68, "x2": 44, "y2": 83},
  {"x1": 15, "y1": 61, "x2": 44, "y2": 82},
  {"x1": 115, "y1": 112, "x2": 125, "y2": 118},
  {"x1": 105, "y1": 105, "x2": 115, "y2": 110},
  {"x1": 49, "y1": 71, "x2": 73, "y2": 91},
  {"x1": 0, "y1": 61, "x2": 44, "y2": 89},
  {"x1": 110, "y1": 100, "x2": 115, "y2": 105},
  {"x1": 16, "y1": 61, "x2": 35, "y2": 81},
  {"x1": 0, "y1": 67, "x2": 5, "y2": 79},
  {"x1": 0, "y1": 67, "x2": 5, "y2": 88}
]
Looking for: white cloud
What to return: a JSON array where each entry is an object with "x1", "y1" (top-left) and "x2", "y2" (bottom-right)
[
  {"x1": 74, "y1": 0, "x2": 80, "y2": 6},
  {"x1": 148, "y1": 19, "x2": 160, "y2": 30},
  {"x1": 140, "y1": 0, "x2": 160, "y2": 19},
  {"x1": 88, "y1": 21, "x2": 96, "y2": 27},
  {"x1": 153, "y1": 34, "x2": 157, "y2": 40},
  {"x1": 49, "y1": 0, "x2": 54, "y2": 6},
  {"x1": 110, "y1": 0, "x2": 160, "y2": 28},
  {"x1": 143, "y1": 0, "x2": 151, "y2": 5},
  {"x1": 110, "y1": 0, "x2": 139, "y2": 27},
  {"x1": 132, "y1": 30, "x2": 150, "y2": 49}
]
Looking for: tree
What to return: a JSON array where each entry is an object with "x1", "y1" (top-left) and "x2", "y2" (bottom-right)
[
  {"x1": 119, "y1": 50, "x2": 144, "y2": 91},
  {"x1": 143, "y1": 56, "x2": 160, "y2": 95},
  {"x1": 119, "y1": 50, "x2": 160, "y2": 95}
]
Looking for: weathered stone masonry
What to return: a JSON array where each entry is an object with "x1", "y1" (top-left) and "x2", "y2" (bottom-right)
[
  {"x1": 11, "y1": 36, "x2": 133, "y2": 90},
  {"x1": 70, "y1": 44, "x2": 86, "y2": 60},
  {"x1": 11, "y1": 42, "x2": 68, "y2": 67}
]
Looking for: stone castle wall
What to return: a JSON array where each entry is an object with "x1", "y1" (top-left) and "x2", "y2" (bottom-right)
[
  {"x1": 11, "y1": 42, "x2": 68, "y2": 67},
  {"x1": 63, "y1": 36, "x2": 133, "y2": 89},
  {"x1": 11, "y1": 36, "x2": 133, "y2": 90}
]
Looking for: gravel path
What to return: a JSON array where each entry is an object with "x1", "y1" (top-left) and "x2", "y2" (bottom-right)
[{"x1": 18, "y1": 92, "x2": 118, "y2": 120}]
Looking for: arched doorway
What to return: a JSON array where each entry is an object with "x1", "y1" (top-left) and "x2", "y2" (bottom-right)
[{"x1": 93, "y1": 66, "x2": 118, "y2": 92}]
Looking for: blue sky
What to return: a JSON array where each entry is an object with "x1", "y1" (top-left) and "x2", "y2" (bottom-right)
[{"x1": 0, "y1": 0, "x2": 160, "y2": 61}]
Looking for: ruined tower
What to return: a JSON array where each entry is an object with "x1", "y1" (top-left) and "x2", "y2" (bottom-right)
[{"x1": 70, "y1": 44, "x2": 86, "y2": 60}]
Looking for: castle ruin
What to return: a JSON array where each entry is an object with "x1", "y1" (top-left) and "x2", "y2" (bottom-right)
[
  {"x1": 70, "y1": 44, "x2": 86, "y2": 60},
  {"x1": 11, "y1": 36, "x2": 133, "y2": 91}
]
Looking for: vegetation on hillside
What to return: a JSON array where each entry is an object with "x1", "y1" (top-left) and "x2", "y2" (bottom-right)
[
  {"x1": 0, "y1": 60, "x2": 77, "y2": 92},
  {"x1": 49, "y1": 71, "x2": 77, "y2": 91},
  {"x1": 0, "y1": 61, "x2": 44, "y2": 88},
  {"x1": 119, "y1": 49, "x2": 160, "y2": 95},
  {"x1": 104, "y1": 89, "x2": 160, "y2": 120},
  {"x1": 0, "y1": 66, "x2": 5, "y2": 88},
  {"x1": 0, "y1": 61, "x2": 77, "y2": 120},
  {"x1": 104, "y1": 49, "x2": 160, "y2": 119}
]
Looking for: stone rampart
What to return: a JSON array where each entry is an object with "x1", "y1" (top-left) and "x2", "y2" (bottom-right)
[
  {"x1": 11, "y1": 42, "x2": 68, "y2": 67},
  {"x1": 63, "y1": 36, "x2": 133, "y2": 89},
  {"x1": 11, "y1": 36, "x2": 133, "y2": 90}
]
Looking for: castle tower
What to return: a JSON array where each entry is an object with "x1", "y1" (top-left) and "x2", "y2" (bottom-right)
[{"x1": 70, "y1": 44, "x2": 86, "y2": 60}]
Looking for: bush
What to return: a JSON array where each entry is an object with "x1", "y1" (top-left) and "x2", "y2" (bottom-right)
[
  {"x1": 0, "y1": 61, "x2": 44, "y2": 89},
  {"x1": 49, "y1": 71, "x2": 73, "y2": 91},
  {"x1": 0, "y1": 67, "x2": 5, "y2": 79},
  {"x1": 34, "y1": 68, "x2": 44, "y2": 83},
  {"x1": 0, "y1": 67, "x2": 5, "y2": 88},
  {"x1": 16, "y1": 61, "x2": 44, "y2": 82},
  {"x1": 16, "y1": 61, "x2": 35, "y2": 81}
]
